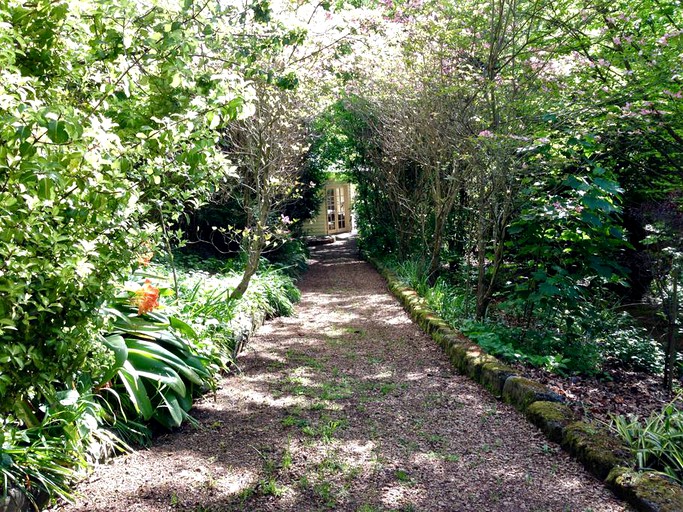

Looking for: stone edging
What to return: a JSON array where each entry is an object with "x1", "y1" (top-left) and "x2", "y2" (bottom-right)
[{"x1": 368, "y1": 256, "x2": 683, "y2": 512}]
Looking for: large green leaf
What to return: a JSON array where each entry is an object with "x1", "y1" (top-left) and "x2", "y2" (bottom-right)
[
  {"x1": 118, "y1": 361, "x2": 153, "y2": 420},
  {"x1": 125, "y1": 338, "x2": 204, "y2": 385},
  {"x1": 100, "y1": 334, "x2": 128, "y2": 385},
  {"x1": 157, "y1": 389, "x2": 184, "y2": 429},
  {"x1": 127, "y1": 353, "x2": 187, "y2": 396},
  {"x1": 169, "y1": 315, "x2": 197, "y2": 339},
  {"x1": 181, "y1": 353, "x2": 212, "y2": 379}
]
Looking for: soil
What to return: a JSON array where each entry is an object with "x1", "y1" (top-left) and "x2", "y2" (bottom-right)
[
  {"x1": 520, "y1": 365, "x2": 674, "y2": 427},
  {"x1": 53, "y1": 235, "x2": 634, "y2": 512}
]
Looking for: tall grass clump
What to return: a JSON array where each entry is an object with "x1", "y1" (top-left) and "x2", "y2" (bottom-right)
[{"x1": 612, "y1": 395, "x2": 683, "y2": 484}]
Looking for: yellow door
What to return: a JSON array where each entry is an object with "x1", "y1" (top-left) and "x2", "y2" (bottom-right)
[{"x1": 326, "y1": 185, "x2": 349, "y2": 234}]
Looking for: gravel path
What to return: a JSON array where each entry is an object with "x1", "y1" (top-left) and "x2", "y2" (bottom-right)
[{"x1": 56, "y1": 236, "x2": 632, "y2": 512}]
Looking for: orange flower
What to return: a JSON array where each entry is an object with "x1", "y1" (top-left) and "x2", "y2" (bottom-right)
[
  {"x1": 137, "y1": 250, "x2": 154, "y2": 267},
  {"x1": 134, "y1": 279, "x2": 160, "y2": 315},
  {"x1": 136, "y1": 242, "x2": 154, "y2": 267}
]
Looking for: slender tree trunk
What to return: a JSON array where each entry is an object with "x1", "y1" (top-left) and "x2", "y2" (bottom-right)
[
  {"x1": 427, "y1": 182, "x2": 459, "y2": 284},
  {"x1": 230, "y1": 234, "x2": 263, "y2": 301},
  {"x1": 664, "y1": 266, "x2": 680, "y2": 393},
  {"x1": 476, "y1": 193, "x2": 488, "y2": 319},
  {"x1": 160, "y1": 210, "x2": 179, "y2": 298}
]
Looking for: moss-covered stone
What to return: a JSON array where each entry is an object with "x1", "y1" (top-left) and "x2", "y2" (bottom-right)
[
  {"x1": 447, "y1": 341, "x2": 469, "y2": 372},
  {"x1": 441, "y1": 332, "x2": 459, "y2": 347},
  {"x1": 412, "y1": 308, "x2": 429, "y2": 326},
  {"x1": 525, "y1": 401, "x2": 575, "y2": 443},
  {"x1": 502, "y1": 376, "x2": 561, "y2": 412},
  {"x1": 399, "y1": 287, "x2": 416, "y2": 298},
  {"x1": 607, "y1": 467, "x2": 683, "y2": 512},
  {"x1": 463, "y1": 351, "x2": 496, "y2": 382},
  {"x1": 415, "y1": 309, "x2": 439, "y2": 331},
  {"x1": 424, "y1": 314, "x2": 449, "y2": 334},
  {"x1": 479, "y1": 361, "x2": 518, "y2": 397},
  {"x1": 561, "y1": 422, "x2": 629, "y2": 480},
  {"x1": 431, "y1": 325, "x2": 453, "y2": 347},
  {"x1": 460, "y1": 346, "x2": 485, "y2": 375}
]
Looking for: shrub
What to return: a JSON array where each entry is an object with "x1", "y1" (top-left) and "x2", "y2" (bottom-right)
[
  {"x1": 612, "y1": 395, "x2": 683, "y2": 484},
  {"x1": 100, "y1": 283, "x2": 213, "y2": 430},
  {"x1": 388, "y1": 256, "x2": 664, "y2": 377},
  {"x1": 597, "y1": 323, "x2": 665, "y2": 374}
]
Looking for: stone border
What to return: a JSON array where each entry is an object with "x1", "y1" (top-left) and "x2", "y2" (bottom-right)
[{"x1": 369, "y1": 257, "x2": 683, "y2": 512}]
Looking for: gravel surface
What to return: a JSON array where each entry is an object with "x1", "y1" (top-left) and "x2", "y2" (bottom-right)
[{"x1": 54, "y1": 236, "x2": 633, "y2": 512}]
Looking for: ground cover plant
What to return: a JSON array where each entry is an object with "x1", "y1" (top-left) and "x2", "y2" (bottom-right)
[{"x1": 611, "y1": 393, "x2": 683, "y2": 484}]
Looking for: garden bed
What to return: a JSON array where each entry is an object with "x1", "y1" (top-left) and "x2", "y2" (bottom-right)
[{"x1": 519, "y1": 364, "x2": 672, "y2": 426}]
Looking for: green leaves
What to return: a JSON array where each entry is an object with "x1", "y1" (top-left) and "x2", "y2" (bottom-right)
[
  {"x1": 99, "y1": 335, "x2": 128, "y2": 385},
  {"x1": 0, "y1": 0, "x2": 257, "y2": 419},
  {"x1": 46, "y1": 119, "x2": 69, "y2": 144},
  {"x1": 100, "y1": 300, "x2": 212, "y2": 429},
  {"x1": 612, "y1": 395, "x2": 683, "y2": 484}
]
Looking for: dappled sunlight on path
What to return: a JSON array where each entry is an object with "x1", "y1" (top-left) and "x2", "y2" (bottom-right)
[{"x1": 57, "y1": 235, "x2": 632, "y2": 512}]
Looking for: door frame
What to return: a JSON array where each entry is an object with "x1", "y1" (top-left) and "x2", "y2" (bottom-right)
[{"x1": 325, "y1": 183, "x2": 351, "y2": 235}]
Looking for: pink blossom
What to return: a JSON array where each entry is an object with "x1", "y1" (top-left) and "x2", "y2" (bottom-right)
[{"x1": 478, "y1": 130, "x2": 495, "y2": 138}]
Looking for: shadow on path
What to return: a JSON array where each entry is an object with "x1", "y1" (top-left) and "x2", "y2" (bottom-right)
[{"x1": 58, "y1": 236, "x2": 631, "y2": 512}]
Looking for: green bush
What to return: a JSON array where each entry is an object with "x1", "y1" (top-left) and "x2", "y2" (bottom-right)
[
  {"x1": 0, "y1": 0, "x2": 246, "y2": 420},
  {"x1": 596, "y1": 318, "x2": 665, "y2": 374},
  {"x1": 266, "y1": 239, "x2": 309, "y2": 278}
]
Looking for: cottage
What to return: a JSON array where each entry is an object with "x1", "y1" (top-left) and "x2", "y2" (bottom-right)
[{"x1": 304, "y1": 179, "x2": 355, "y2": 236}]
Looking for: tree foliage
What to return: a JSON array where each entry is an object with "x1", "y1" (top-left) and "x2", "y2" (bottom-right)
[
  {"x1": 0, "y1": 0, "x2": 249, "y2": 419},
  {"x1": 334, "y1": 0, "x2": 682, "y2": 381}
]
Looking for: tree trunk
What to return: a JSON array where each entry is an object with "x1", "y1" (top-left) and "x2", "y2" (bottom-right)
[
  {"x1": 664, "y1": 266, "x2": 680, "y2": 393},
  {"x1": 229, "y1": 235, "x2": 263, "y2": 301},
  {"x1": 475, "y1": 198, "x2": 488, "y2": 319}
]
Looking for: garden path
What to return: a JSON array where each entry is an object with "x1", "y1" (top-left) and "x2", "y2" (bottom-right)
[{"x1": 57, "y1": 236, "x2": 632, "y2": 512}]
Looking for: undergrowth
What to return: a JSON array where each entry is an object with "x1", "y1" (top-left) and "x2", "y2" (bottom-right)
[
  {"x1": 611, "y1": 394, "x2": 683, "y2": 484},
  {"x1": 386, "y1": 256, "x2": 665, "y2": 378}
]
